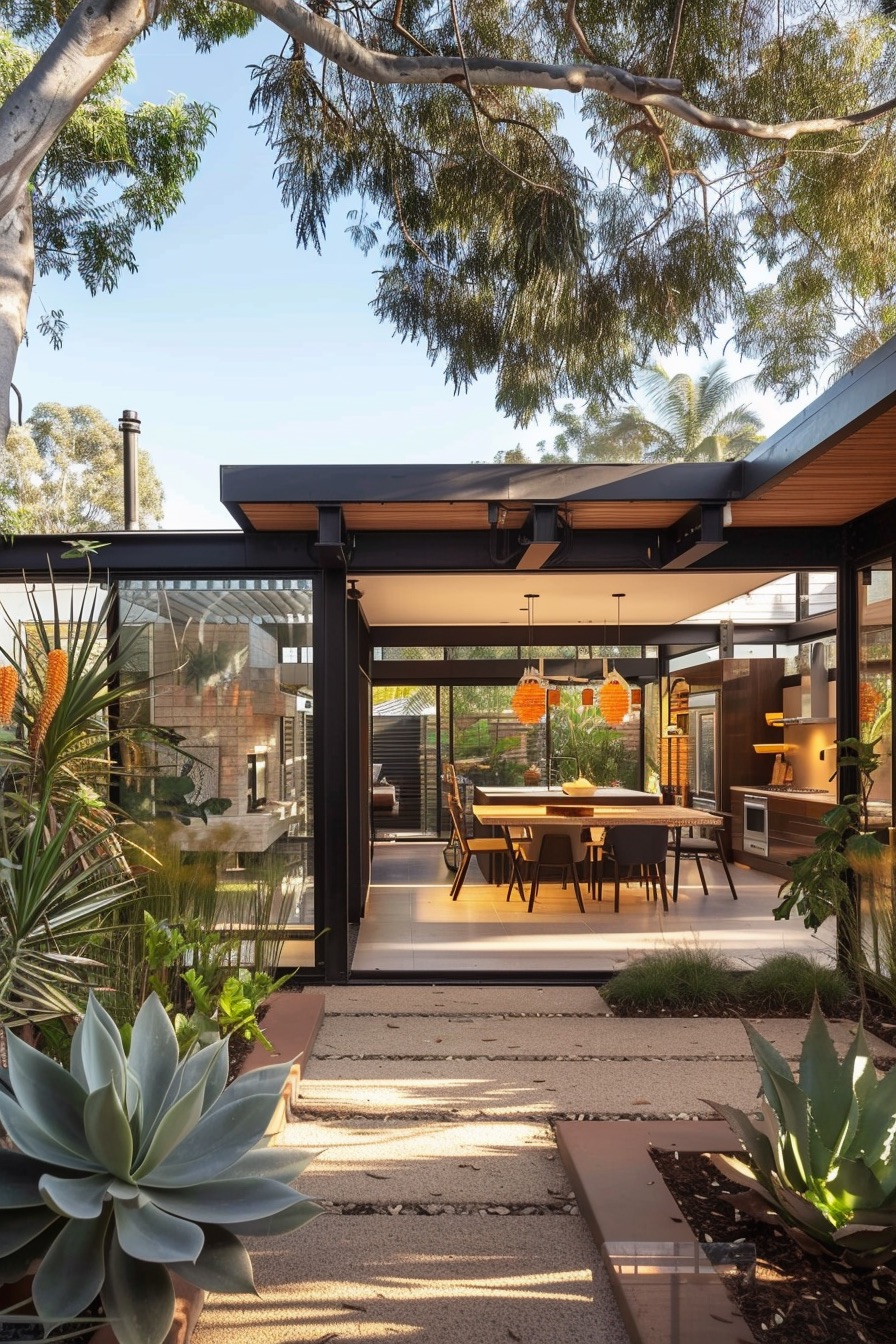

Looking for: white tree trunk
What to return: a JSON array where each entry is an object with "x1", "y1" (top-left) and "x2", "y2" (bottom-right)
[{"x1": 0, "y1": 187, "x2": 33, "y2": 449}]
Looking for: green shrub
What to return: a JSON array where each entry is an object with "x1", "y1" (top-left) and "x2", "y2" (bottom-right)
[
  {"x1": 710, "y1": 1000, "x2": 896, "y2": 1268},
  {"x1": 601, "y1": 946, "x2": 738, "y2": 1013},
  {"x1": 737, "y1": 953, "x2": 852, "y2": 1016}
]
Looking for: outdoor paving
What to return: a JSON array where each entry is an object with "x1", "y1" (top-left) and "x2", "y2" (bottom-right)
[{"x1": 195, "y1": 985, "x2": 890, "y2": 1344}]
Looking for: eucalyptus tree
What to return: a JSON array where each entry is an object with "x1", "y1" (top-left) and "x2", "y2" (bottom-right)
[
  {"x1": 3, "y1": 3, "x2": 896, "y2": 446},
  {"x1": 1, "y1": 402, "x2": 166, "y2": 530}
]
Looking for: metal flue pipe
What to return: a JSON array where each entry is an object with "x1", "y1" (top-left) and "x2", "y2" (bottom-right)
[{"x1": 119, "y1": 409, "x2": 140, "y2": 530}]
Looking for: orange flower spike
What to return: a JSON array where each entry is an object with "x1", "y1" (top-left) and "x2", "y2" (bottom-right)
[
  {"x1": 30, "y1": 648, "x2": 68, "y2": 753},
  {"x1": 0, "y1": 665, "x2": 18, "y2": 725}
]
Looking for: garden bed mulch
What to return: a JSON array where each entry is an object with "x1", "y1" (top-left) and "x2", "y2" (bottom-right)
[{"x1": 652, "y1": 1149, "x2": 896, "y2": 1344}]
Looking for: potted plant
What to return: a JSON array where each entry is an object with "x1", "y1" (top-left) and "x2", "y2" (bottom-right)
[{"x1": 0, "y1": 993, "x2": 320, "y2": 1344}]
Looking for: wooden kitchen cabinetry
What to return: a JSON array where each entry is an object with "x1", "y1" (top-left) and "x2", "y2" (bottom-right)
[{"x1": 731, "y1": 789, "x2": 834, "y2": 879}]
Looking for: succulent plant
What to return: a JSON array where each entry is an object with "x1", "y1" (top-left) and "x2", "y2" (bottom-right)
[
  {"x1": 0, "y1": 993, "x2": 320, "y2": 1344},
  {"x1": 708, "y1": 999, "x2": 896, "y2": 1268}
]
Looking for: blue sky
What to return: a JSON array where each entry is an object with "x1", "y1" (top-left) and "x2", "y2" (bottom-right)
[{"x1": 14, "y1": 25, "x2": 811, "y2": 530}]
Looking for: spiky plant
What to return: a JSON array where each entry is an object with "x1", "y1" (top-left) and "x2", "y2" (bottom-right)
[
  {"x1": 708, "y1": 1000, "x2": 896, "y2": 1268},
  {"x1": 0, "y1": 993, "x2": 320, "y2": 1344}
]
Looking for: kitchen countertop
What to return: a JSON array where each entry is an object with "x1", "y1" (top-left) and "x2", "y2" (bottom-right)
[{"x1": 730, "y1": 784, "x2": 835, "y2": 802}]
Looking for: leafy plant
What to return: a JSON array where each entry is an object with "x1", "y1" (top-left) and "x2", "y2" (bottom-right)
[
  {"x1": 774, "y1": 737, "x2": 886, "y2": 929},
  {"x1": 549, "y1": 700, "x2": 633, "y2": 786},
  {"x1": 142, "y1": 913, "x2": 286, "y2": 1052},
  {"x1": 709, "y1": 1000, "x2": 896, "y2": 1268},
  {"x1": 0, "y1": 993, "x2": 320, "y2": 1344}
]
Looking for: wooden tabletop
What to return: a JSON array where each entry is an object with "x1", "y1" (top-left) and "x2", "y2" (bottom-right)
[{"x1": 473, "y1": 804, "x2": 724, "y2": 829}]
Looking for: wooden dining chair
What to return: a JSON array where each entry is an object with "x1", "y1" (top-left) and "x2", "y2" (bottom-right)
[
  {"x1": 445, "y1": 792, "x2": 525, "y2": 902},
  {"x1": 600, "y1": 825, "x2": 669, "y2": 912}
]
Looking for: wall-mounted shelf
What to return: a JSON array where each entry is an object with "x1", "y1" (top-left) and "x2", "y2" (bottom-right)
[
  {"x1": 781, "y1": 716, "x2": 836, "y2": 725},
  {"x1": 753, "y1": 743, "x2": 797, "y2": 753}
]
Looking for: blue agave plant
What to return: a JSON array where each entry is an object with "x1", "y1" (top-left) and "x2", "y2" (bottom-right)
[{"x1": 0, "y1": 993, "x2": 320, "y2": 1344}]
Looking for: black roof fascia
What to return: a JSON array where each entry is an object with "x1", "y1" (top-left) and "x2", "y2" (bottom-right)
[
  {"x1": 844, "y1": 495, "x2": 896, "y2": 566},
  {"x1": 0, "y1": 531, "x2": 320, "y2": 577},
  {"x1": 370, "y1": 623, "x2": 778, "y2": 647},
  {"x1": 372, "y1": 657, "x2": 658, "y2": 686},
  {"x1": 741, "y1": 330, "x2": 896, "y2": 497},
  {"x1": 220, "y1": 460, "x2": 743, "y2": 511}
]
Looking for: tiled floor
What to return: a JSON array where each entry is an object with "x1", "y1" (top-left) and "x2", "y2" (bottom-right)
[{"x1": 352, "y1": 841, "x2": 837, "y2": 974}]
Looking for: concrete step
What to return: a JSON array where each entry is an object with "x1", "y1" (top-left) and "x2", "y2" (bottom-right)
[
  {"x1": 302, "y1": 985, "x2": 609, "y2": 1015},
  {"x1": 195, "y1": 1211, "x2": 627, "y2": 1344},
  {"x1": 310, "y1": 1011, "x2": 890, "y2": 1061},
  {"x1": 295, "y1": 1056, "x2": 768, "y2": 1119},
  {"x1": 282, "y1": 1118, "x2": 562, "y2": 1206}
]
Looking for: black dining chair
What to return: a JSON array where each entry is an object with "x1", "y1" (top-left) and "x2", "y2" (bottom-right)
[
  {"x1": 668, "y1": 821, "x2": 738, "y2": 900},
  {"x1": 600, "y1": 825, "x2": 669, "y2": 912},
  {"x1": 527, "y1": 832, "x2": 585, "y2": 913}
]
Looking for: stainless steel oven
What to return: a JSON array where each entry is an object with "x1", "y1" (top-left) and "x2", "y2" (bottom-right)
[{"x1": 743, "y1": 793, "x2": 769, "y2": 857}]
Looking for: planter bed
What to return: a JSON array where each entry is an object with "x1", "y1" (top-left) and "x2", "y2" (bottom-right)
[{"x1": 556, "y1": 1120, "x2": 750, "y2": 1344}]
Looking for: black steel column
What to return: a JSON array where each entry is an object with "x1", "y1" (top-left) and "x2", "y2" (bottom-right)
[
  {"x1": 346, "y1": 596, "x2": 365, "y2": 924},
  {"x1": 314, "y1": 569, "x2": 350, "y2": 982},
  {"x1": 836, "y1": 558, "x2": 860, "y2": 968}
]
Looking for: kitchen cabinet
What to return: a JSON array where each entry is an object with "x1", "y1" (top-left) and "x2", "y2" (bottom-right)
[{"x1": 730, "y1": 786, "x2": 834, "y2": 878}]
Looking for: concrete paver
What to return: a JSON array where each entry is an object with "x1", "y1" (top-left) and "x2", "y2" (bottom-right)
[
  {"x1": 282, "y1": 1119, "x2": 562, "y2": 1206},
  {"x1": 195, "y1": 1214, "x2": 628, "y2": 1344},
  {"x1": 312, "y1": 1012, "x2": 893, "y2": 1060},
  {"x1": 296, "y1": 1057, "x2": 767, "y2": 1118},
  {"x1": 302, "y1": 985, "x2": 609, "y2": 1015}
]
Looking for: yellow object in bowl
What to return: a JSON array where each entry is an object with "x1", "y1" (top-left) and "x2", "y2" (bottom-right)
[{"x1": 562, "y1": 777, "x2": 598, "y2": 796}]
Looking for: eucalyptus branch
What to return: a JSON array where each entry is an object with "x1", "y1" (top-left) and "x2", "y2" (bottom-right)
[{"x1": 665, "y1": 1, "x2": 687, "y2": 77}]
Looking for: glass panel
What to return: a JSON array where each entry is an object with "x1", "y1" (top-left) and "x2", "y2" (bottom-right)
[
  {"x1": 372, "y1": 684, "x2": 438, "y2": 835},
  {"x1": 547, "y1": 687, "x2": 640, "y2": 788},
  {"x1": 448, "y1": 646, "x2": 520, "y2": 659},
  {"x1": 375, "y1": 645, "x2": 444, "y2": 660},
  {"x1": 118, "y1": 577, "x2": 317, "y2": 940},
  {"x1": 859, "y1": 562, "x2": 892, "y2": 827},
  {"x1": 451, "y1": 685, "x2": 541, "y2": 787}
]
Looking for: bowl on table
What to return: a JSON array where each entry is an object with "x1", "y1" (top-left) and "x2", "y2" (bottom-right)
[{"x1": 561, "y1": 778, "x2": 598, "y2": 797}]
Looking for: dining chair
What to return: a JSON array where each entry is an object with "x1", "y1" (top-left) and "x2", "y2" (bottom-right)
[
  {"x1": 445, "y1": 792, "x2": 525, "y2": 902},
  {"x1": 583, "y1": 826, "x2": 606, "y2": 899},
  {"x1": 527, "y1": 831, "x2": 585, "y2": 913},
  {"x1": 667, "y1": 823, "x2": 738, "y2": 900},
  {"x1": 600, "y1": 825, "x2": 669, "y2": 912}
]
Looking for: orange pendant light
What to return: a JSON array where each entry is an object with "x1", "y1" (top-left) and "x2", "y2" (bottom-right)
[
  {"x1": 548, "y1": 687, "x2": 561, "y2": 707},
  {"x1": 512, "y1": 593, "x2": 546, "y2": 724},
  {"x1": 598, "y1": 593, "x2": 631, "y2": 727},
  {"x1": 599, "y1": 670, "x2": 631, "y2": 726},
  {"x1": 581, "y1": 686, "x2": 594, "y2": 707}
]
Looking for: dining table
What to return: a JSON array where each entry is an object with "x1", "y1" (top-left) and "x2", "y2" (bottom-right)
[{"x1": 472, "y1": 802, "x2": 726, "y2": 905}]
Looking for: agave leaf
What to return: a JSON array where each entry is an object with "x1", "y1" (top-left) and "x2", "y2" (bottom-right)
[
  {"x1": 703, "y1": 1099, "x2": 777, "y2": 1177},
  {"x1": 159, "y1": 1036, "x2": 228, "y2": 1116},
  {"x1": 843, "y1": 1021, "x2": 877, "y2": 1112},
  {"x1": 4, "y1": 1030, "x2": 89, "y2": 1158},
  {"x1": 101, "y1": 1233, "x2": 176, "y2": 1344},
  {"x1": 148, "y1": 1093, "x2": 290, "y2": 1187},
  {"x1": 823, "y1": 1156, "x2": 886, "y2": 1213},
  {"x1": 38, "y1": 1172, "x2": 112, "y2": 1220},
  {"x1": 146, "y1": 1177, "x2": 309, "y2": 1224},
  {"x1": 167, "y1": 1226, "x2": 257, "y2": 1294},
  {"x1": 797, "y1": 1003, "x2": 853, "y2": 1151},
  {"x1": 218, "y1": 1058, "x2": 294, "y2": 1105},
  {"x1": 32, "y1": 1207, "x2": 110, "y2": 1323},
  {"x1": 132, "y1": 1047, "x2": 226, "y2": 1178},
  {"x1": 221, "y1": 1145, "x2": 318, "y2": 1183},
  {"x1": 0, "y1": 1089, "x2": 99, "y2": 1173},
  {"x1": 83, "y1": 1081, "x2": 134, "y2": 1180},
  {"x1": 772, "y1": 1074, "x2": 816, "y2": 1188},
  {"x1": 0, "y1": 1205, "x2": 60, "y2": 1257},
  {"x1": 0, "y1": 1151, "x2": 53, "y2": 1207},
  {"x1": 742, "y1": 1018, "x2": 795, "y2": 1125},
  {"x1": 114, "y1": 1198, "x2": 204, "y2": 1265},
  {"x1": 76, "y1": 995, "x2": 127, "y2": 1098},
  {"x1": 0, "y1": 1222, "x2": 60, "y2": 1286},
  {"x1": 853, "y1": 1064, "x2": 896, "y2": 1171},
  {"x1": 200, "y1": 1035, "x2": 230, "y2": 1115},
  {"x1": 222, "y1": 1197, "x2": 323, "y2": 1238},
  {"x1": 126, "y1": 993, "x2": 179, "y2": 1136},
  {"x1": 772, "y1": 1182, "x2": 838, "y2": 1238}
]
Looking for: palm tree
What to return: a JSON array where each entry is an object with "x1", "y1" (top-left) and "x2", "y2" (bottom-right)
[{"x1": 538, "y1": 359, "x2": 764, "y2": 464}]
